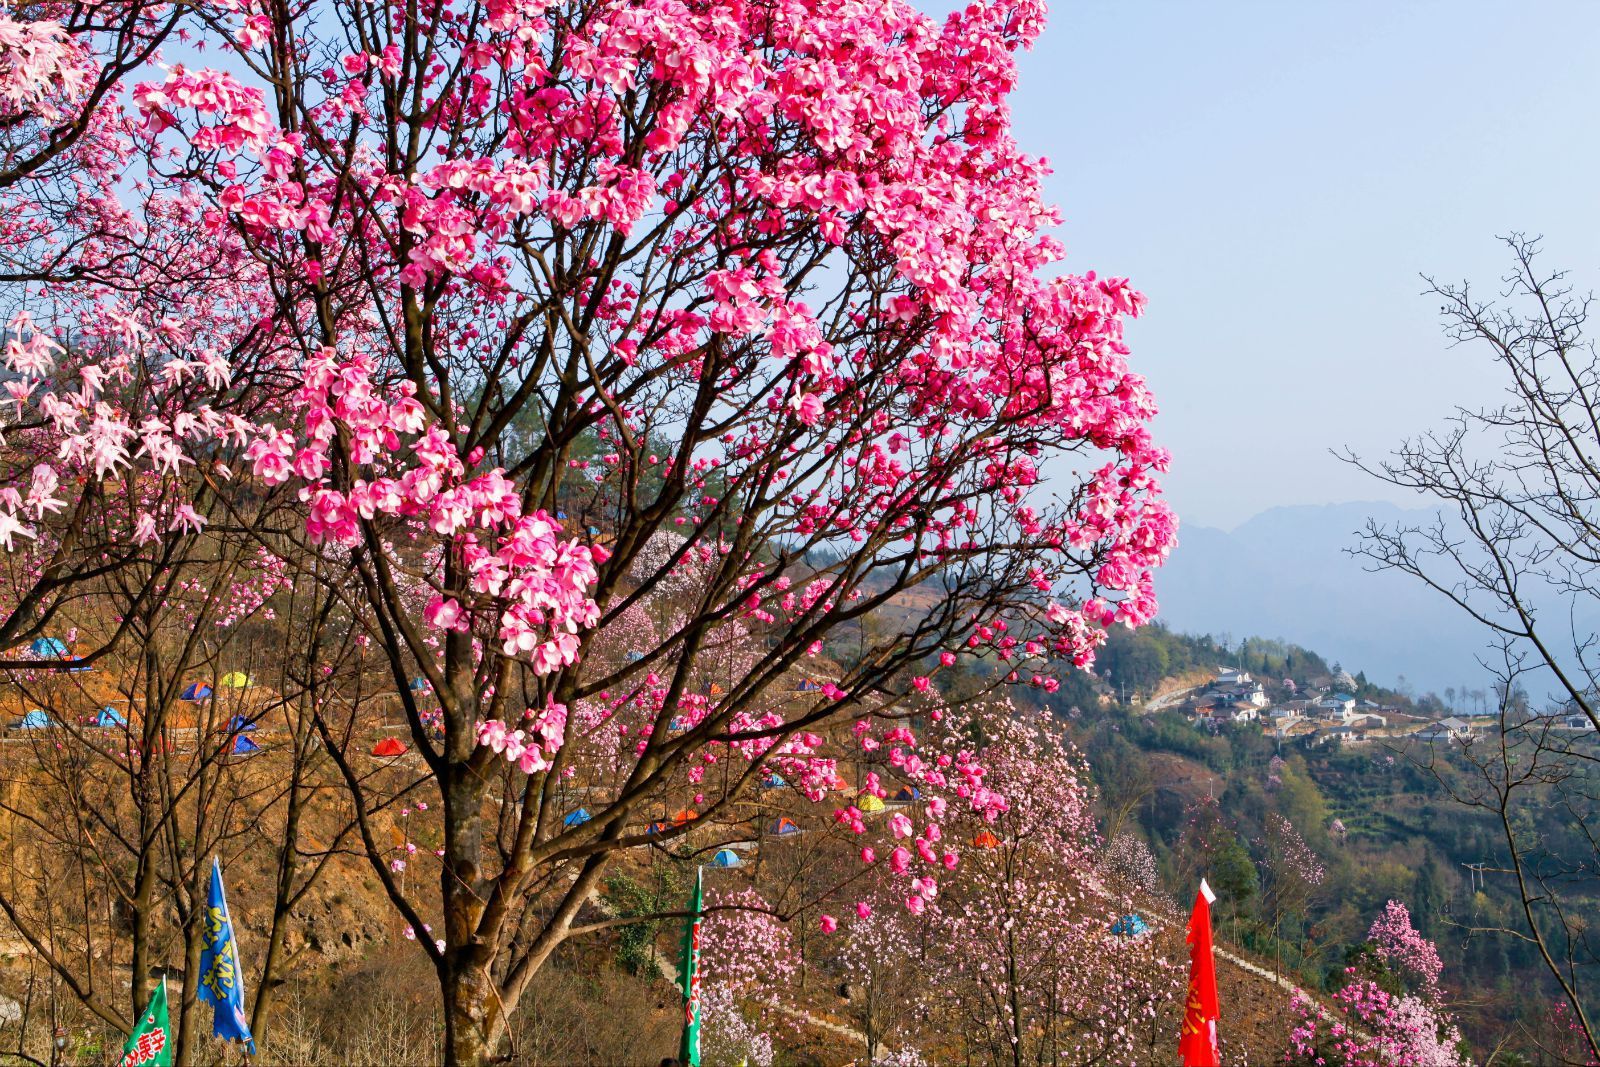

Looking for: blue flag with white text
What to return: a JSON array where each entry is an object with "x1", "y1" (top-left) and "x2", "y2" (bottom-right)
[{"x1": 198, "y1": 857, "x2": 256, "y2": 1054}]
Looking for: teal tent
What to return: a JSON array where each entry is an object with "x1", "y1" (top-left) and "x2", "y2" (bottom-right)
[
  {"x1": 1109, "y1": 914, "x2": 1150, "y2": 938},
  {"x1": 12, "y1": 710, "x2": 53, "y2": 729},
  {"x1": 408, "y1": 677, "x2": 429, "y2": 692},
  {"x1": 563, "y1": 808, "x2": 591, "y2": 828},
  {"x1": 95, "y1": 706, "x2": 126, "y2": 727},
  {"x1": 711, "y1": 849, "x2": 743, "y2": 868},
  {"x1": 29, "y1": 637, "x2": 67, "y2": 658},
  {"x1": 762, "y1": 775, "x2": 788, "y2": 789}
]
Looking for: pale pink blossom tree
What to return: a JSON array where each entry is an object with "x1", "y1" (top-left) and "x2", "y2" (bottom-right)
[{"x1": 1286, "y1": 900, "x2": 1466, "y2": 1067}]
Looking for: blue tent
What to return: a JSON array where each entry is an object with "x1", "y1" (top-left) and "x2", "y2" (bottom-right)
[
  {"x1": 12, "y1": 710, "x2": 53, "y2": 729},
  {"x1": 95, "y1": 706, "x2": 126, "y2": 727},
  {"x1": 893, "y1": 785, "x2": 920, "y2": 803},
  {"x1": 625, "y1": 650, "x2": 646, "y2": 663},
  {"x1": 29, "y1": 637, "x2": 67, "y2": 658},
  {"x1": 586, "y1": 525, "x2": 600, "y2": 536},
  {"x1": 228, "y1": 715, "x2": 258, "y2": 733},
  {"x1": 408, "y1": 677, "x2": 429, "y2": 692},
  {"x1": 181, "y1": 683, "x2": 213, "y2": 702},
  {"x1": 232, "y1": 736, "x2": 261, "y2": 755},
  {"x1": 66, "y1": 656, "x2": 91, "y2": 673},
  {"x1": 767, "y1": 817, "x2": 801, "y2": 835},
  {"x1": 1109, "y1": 914, "x2": 1150, "y2": 938},
  {"x1": 711, "y1": 849, "x2": 743, "y2": 868},
  {"x1": 563, "y1": 808, "x2": 591, "y2": 828},
  {"x1": 795, "y1": 679, "x2": 819, "y2": 692},
  {"x1": 762, "y1": 775, "x2": 788, "y2": 789}
]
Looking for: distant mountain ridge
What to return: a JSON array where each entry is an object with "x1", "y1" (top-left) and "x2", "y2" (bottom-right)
[{"x1": 1151, "y1": 501, "x2": 1488, "y2": 696}]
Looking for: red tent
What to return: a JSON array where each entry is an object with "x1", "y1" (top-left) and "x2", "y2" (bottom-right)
[
  {"x1": 371, "y1": 737, "x2": 408, "y2": 758},
  {"x1": 973, "y1": 830, "x2": 1001, "y2": 849},
  {"x1": 670, "y1": 808, "x2": 699, "y2": 826}
]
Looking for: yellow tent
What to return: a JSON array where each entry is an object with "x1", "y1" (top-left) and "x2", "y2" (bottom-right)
[
  {"x1": 220, "y1": 672, "x2": 253, "y2": 689},
  {"x1": 857, "y1": 794, "x2": 885, "y2": 813}
]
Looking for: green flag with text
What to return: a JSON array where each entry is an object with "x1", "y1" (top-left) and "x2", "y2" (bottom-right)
[
  {"x1": 677, "y1": 866, "x2": 704, "y2": 1066},
  {"x1": 118, "y1": 980, "x2": 173, "y2": 1067}
]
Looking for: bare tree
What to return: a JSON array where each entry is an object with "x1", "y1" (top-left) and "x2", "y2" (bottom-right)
[{"x1": 1344, "y1": 234, "x2": 1600, "y2": 1061}]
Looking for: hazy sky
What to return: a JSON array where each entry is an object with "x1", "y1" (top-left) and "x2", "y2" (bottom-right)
[{"x1": 990, "y1": 1, "x2": 1600, "y2": 529}]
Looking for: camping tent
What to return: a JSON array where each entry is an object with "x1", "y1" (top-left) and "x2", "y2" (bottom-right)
[
  {"x1": 972, "y1": 830, "x2": 1000, "y2": 849},
  {"x1": 219, "y1": 672, "x2": 253, "y2": 689},
  {"x1": 66, "y1": 655, "x2": 91, "y2": 673},
  {"x1": 29, "y1": 637, "x2": 67, "y2": 658},
  {"x1": 767, "y1": 817, "x2": 801, "y2": 835},
  {"x1": 228, "y1": 715, "x2": 258, "y2": 733},
  {"x1": 762, "y1": 774, "x2": 788, "y2": 789},
  {"x1": 892, "y1": 785, "x2": 920, "y2": 803},
  {"x1": 645, "y1": 820, "x2": 671, "y2": 836},
  {"x1": 856, "y1": 795, "x2": 885, "y2": 813},
  {"x1": 794, "y1": 679, "x2": 819, "y2": 692},
  {"x1": 625, "y1": 650, "x2": 646, "y2": 662},
  {"x1": 231, "y1": 736, "x2": 261, "y2": 755},
  {"x1": 670, "y1": 809, "x2": 698, "y2": 827},
  {"x1": 562, "y1": 808, "x2": 591, "y2": 828},
  {"x1": 371, "y1": 737, "x2": 408, "y2": 758},
  {"x1": 95, "y1": 706, "x2": 127, "y2": 727},
  {"x1": 181, "y1": 683, "x2": 213, "y2": 702},
  {"x1": 12, "y1": 710, "x2": 53, "y2": 729},
  {"x1": 711, "y1": 849, "x2": 743, "y2": 868},
  {"x1": 1109, "y1": 914, "x2": 1150, "y2": 938},
  {"x1": 408, "y1": 677, "x2": 430, "y2": 691}
]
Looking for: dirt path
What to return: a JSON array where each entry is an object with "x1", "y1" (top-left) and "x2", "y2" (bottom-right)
[{"x1": 1145, "y1": 684, "x2": 1197, "y2": 713}]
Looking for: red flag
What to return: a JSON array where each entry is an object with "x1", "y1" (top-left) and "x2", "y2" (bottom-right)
[{"x1": 1179, "y1": 879, "x2": 1221, "y2": 1067}]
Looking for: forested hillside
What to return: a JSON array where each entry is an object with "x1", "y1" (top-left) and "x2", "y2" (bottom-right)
[{"x1": 996, "y1": 623, "x2": 1597, "y2": 1061}]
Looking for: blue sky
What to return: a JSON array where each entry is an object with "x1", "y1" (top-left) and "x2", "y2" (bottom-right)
[{"x1": 989, "y1": 1, "x2": 1600, "y2": 529}]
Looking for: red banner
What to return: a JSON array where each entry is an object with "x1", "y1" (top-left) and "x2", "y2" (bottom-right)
[{"x1": 1179, "y1": 879, "x2": 1221, "y2": 1067}]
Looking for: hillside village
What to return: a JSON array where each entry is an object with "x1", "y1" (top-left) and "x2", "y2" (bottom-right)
[{"x1": 1163, "y1": 666, "x2": 1597, "y2": 748}]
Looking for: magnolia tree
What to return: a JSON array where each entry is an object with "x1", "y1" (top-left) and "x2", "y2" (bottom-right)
[
  {"x1": 697, "y1": 887, "x2": 798, "y2": 1067},
  {"x1": 1287, "y1": 900, "x2": 1467, "y2": 1067},
  {"x1": 917, "y1": 709, "x2": 1183, "y2": 1066},
  {"x1": 823, "y1": 707, "x2": 1180, "y2": 1065},
  {"x1": 0, "y1": 0, "x2": 1174, "y2": 1060}
]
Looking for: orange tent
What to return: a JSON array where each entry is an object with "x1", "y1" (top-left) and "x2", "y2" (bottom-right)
[
  {"x1": 973, "y1": 830, "x2": 1001, "y2": 849},
  {"x1": 670, "y1": 808, "x2": 698, "y2": 826},
  {"x1": 372, "y1": 737, "x2": 408, "y2": 757}
]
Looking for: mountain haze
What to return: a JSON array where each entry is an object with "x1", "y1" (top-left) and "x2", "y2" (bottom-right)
[{"x1": 1152, "y1": 502, "x2": 1489, "y2": 697}]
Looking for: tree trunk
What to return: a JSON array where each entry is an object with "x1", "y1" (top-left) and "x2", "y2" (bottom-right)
[
  {"x1": 127, "y1": 847, "x2": 157, "y2": 1024},
  {"x1": 251, "y1": 729, "x2": 310, "y2": 1044},
  {"x1": 442, "y1": 958, "x2": 495, "y2": 1066}
]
